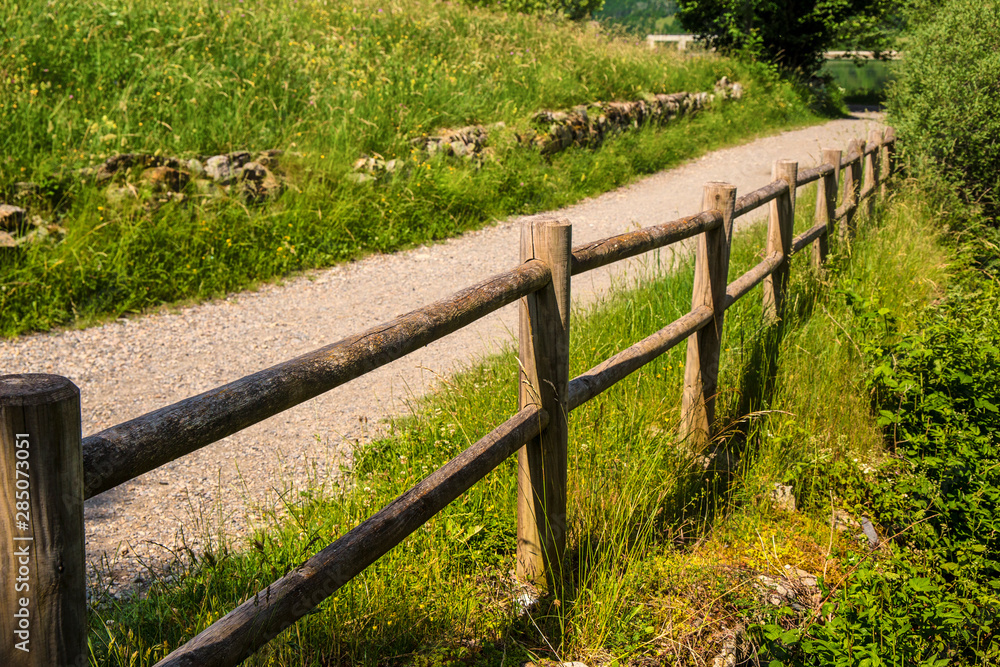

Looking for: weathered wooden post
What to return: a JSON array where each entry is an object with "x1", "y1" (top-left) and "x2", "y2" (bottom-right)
[
  {"x1": 680, "y1": 182, "x2": 737, "y2": 446},
  {"x1": 814, "y1": 148, "x2": 841, "y2": 267},
  {"x1": 517, "y1": 218, "x2": 571, "y2": 591},
  {"x1": 843, "y1": 139, "x2": 864, "y2": 241},
  {"x1": 1, "y1": 375, "x2": 86, "y2": 667},
  {"x1": 763, "y1": 161, "x2": 797, "y2": 322},
  {"x1": 881, "y1": 126, "x2": 896, "y2": 194},
  {"x1": 865, "y1": 129, "x2": 881, "y2": 219}
]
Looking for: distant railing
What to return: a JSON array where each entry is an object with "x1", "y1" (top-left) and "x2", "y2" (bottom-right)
[
  {"x1": 0, "y1": 127, "x2": 897, "y2": 667},
  {"x1": 646, "y1": 34, "x2": 901, "y2": 60}
]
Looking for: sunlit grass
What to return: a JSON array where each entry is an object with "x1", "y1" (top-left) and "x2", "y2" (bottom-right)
[{"x1": 0, "y1": 0, "x2": 825, "y2": 336}]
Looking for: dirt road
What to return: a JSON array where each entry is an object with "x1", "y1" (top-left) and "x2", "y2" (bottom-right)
[{"x1": 0, "y1": 112, "x2": 883, "y2": 593}]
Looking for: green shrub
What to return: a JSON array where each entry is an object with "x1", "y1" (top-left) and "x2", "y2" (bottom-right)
[
  {"x1": 675, "y1": 0, "x2": 897, "y2": 74},
  {"x1": 887, "y1": 0, "x2": 1000, "y2": 220}
]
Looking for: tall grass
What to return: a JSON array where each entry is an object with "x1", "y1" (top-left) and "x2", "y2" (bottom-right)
[
  {"x1": 0, "y1": 0, "x2": 824, "y2": 336},
  {"x1": 85, "y1": 177, "x2": 949, "y2": 665}
]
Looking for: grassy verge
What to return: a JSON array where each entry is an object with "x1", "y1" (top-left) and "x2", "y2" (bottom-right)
[
  {"x1": 84, "y1": 175, "x2": 971, "y2": 665},
  {"x1": 0, "y1": 0, "x2": 825, "y2": 337}
]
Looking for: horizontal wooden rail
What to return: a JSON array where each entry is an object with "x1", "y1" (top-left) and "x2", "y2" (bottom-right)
[
  {"x1": 82, "y1": 260, "x2": 552, "y2": 499},
  {"x1": 733, "y1": 179, "x2": 789, "y2": 218},
  {"x1": 570, "y1": 210, "x2": 720, "y2": 276},
  {"x1": 724, "y1": 250, "x2": 783, "y2": 308},
  {"x1": 154, "y1": 405, "x2": 548, "y2": 667},
  {"x1": 791, "y1": 220, "x2": 829, "y2": 255},
  {"x1": 566, "y1": 305, "x2": 713, "y2": 410},
  {"x1": 835, "y1": 200, "x2": 855, "y2": 221},
  {"x1": 795, "y1": 163, "x2": 833, "y2": 187}
]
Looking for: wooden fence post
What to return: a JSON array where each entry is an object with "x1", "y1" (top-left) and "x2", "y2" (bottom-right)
[
  {"x1": 1, "y1": 375, "x2": 86, "y2": 667},
  {"x1": 865, "y1": 129, "x2": 881, "y2": 219},
  {"x1": 843, "y1": 139, "x2": 864, "y2": 241},
  {"x1": 517, "y1": 218, "x2": 571, "y2": 591},
  {"x1": 881, "y1": 126, "x2": 896, "y2": 195},
  {"x1": 680, "y1": 183, "x2": 737, "y2": 446},
  {"x1": 814, "y1": 149, "x2": 841, "y2": 267},
  {"x1": 763, "y1": 160, "x2": 797, "y2": 323}
]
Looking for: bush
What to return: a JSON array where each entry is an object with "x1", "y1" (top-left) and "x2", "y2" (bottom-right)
[
  {"x1": 676, "y1": 0, "x2": 896, "y2": 74},
  {"x1": 887, "y1": 0, "x2": 1000, "y2": 220}
]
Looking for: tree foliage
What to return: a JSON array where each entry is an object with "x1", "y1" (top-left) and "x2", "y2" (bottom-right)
[
  {"x1": 888, "y1": 0, "x2": 1000, "y2": 221},
  {"x1": 675, "y1": 0, "x2": 899, "y2": 73}
]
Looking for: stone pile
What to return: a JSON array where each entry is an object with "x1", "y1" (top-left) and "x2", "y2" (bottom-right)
[
  {"x1": 350, "y1": 124, "x2": 499, "y2": 182},
  {"x1": 419, "y1": 124, "x2": 492, "y2": 158},
  {"x1": 1, "y1": 149, "x2": 287, "y2": 248},
  {"x1": 0, "y1": 204, "x2": 66, "y2": 249},
  {"x1": 94, "y1": 149, "x2": 286, "y2": 206},
  {"x1": 519, "y1": 77, "x2": 743, "y2": 155}
]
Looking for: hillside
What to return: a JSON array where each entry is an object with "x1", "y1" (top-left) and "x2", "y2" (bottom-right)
[{"x1": 0, "y1": 0, "x2": 823, "y2": 336}]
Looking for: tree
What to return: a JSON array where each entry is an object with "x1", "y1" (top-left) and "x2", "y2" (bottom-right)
[{"x1": 675, "y1": 0, "x2": 898, "y2": 74}]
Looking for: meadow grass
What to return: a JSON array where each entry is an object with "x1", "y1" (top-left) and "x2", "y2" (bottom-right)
[
  {"x1": 0, "y1": 0, "x2": 825, "y2": 336},
  {"x1": 84, "y1": 177, "x2": 951, "y2": 665}
]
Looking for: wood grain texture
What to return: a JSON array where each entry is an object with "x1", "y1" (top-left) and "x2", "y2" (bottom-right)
[
  {"x1": 723, "y1": 251, "x2": 783, "y2": 309},
  {"x1": 81, "y1": 259, "x2": 551, "y2": 500},
  {"x1": 680, "y1": 183, "x2": 736, "y2": 445},
  {"x1": 815, "y1": 149, "x2": 841, "y2": 267},
  {"x1": 0, "y1": 375, "x2": 86, "y2": 667},
  {"x1": 154, "y1": 405, "x2": 547, "y2": 667},
  {"x1": 567, "y1": 306, "x2": 713, "y2": 411},
  {"x1": 792, "y1": 220, "x2": 828, "y2": 255},
  {"x1": 795, "y1": 163, "x2": 833, "y2": 187},
  {"x1": 882, "y1": 127, "x2": 897, "y2": 192},
  {"x1": 763, "y1": 160, "x2": 797, "y2": 323},
  {"x1": 571, "y1": 211, "x2": 720, "y2": 276},
  {"x1": 733, "y1": 179, "x2": 789, "y2": 218},
  {"x1": 517, "y1": 218, "x2": 571, "y2": 590},
  {"x1": 865, "y1": 129, "x2": 881, "y2": 220},
  {"x1": 843, "y1": 139, "x2": 864, "y2": 241}
]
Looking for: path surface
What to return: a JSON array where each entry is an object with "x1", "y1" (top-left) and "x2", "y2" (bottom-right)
[{"x1": 0, "y1": 112, "x2": 883, "y2": 595}]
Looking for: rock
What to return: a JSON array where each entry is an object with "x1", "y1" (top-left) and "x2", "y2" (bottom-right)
[
  {"x1": 186, "y1": 159, "x2": 205, "y2": 177},
  {"x1": 141, "y1": 166, "x2": 190, "y2": 193},
  {"x1": 0, "y1": 230, "x2": 16, "y2": 248},
  {"x1": 12, "y1": 182, "x2": 38, "y2": 201},
  {"x1": 770, "y1": 483, "x2": 796, "y2": 512},
  {"x1": 255, "y1": 149, "x2": 283, "y2": 168},
  {"x1": 204, "y1": 155, "x2": 234, "y2": 184},
  {"x1": 833, "y1": 509, "x2": 860, "y2": 532},
  {"x1": 238, "y1": 162, "x2": 282, "y2": 202},
  {"x1": 0, "y1": 204, "x2": 27, "y2": 232},
  {"x1": 860, "y1": 516, "x2": 880, "y2": 547},
  {"x1": 227, "y1": 151, "x2": 252, "y2": 169},
  {"x1": 106, "y1": 185, "x2": 137, "y2": 204}
]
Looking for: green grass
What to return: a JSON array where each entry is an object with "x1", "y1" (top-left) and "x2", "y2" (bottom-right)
[
  {"x1": 84, "y1": 172, "x2": 956, "y2": 665},
  {"x1": 0, "y1": 0, "x2": 825, "y2": 337}
]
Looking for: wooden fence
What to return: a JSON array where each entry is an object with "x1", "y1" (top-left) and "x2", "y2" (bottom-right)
[{"x1": 0, "y1": 127, "x2": 897, "y2": 666}]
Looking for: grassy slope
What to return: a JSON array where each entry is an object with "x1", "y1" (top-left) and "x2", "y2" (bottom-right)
[
  {"x1": 86, "y1": 173, "x2": 954, "y2": 665},
  {"x1": 0, "y1": 0, "x2": 823, "y2": 336}
]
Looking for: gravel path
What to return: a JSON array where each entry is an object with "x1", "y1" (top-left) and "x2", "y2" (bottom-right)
[{"x1": 1, "y1": 112, "x2": 883, "y2": 595}]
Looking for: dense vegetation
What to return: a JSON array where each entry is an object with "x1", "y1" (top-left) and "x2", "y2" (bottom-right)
[
  {"x1": 676, "y1": 0, "x2": 900, "y2": 73},
  {"x1": 0, "y1": 0, "x2": 822, "y2": 337},
  {"x1": 887, "y1": 0, "x2": 1000, "y2": 220}
]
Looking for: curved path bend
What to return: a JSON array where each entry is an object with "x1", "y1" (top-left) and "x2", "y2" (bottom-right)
[{"x1": 0, "y1": 112, "x2": 883, "y2": 595}]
